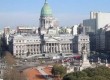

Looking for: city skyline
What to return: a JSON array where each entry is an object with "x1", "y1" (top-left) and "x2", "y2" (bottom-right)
[{"x1": 0, "y1": 0, "x2": 110, "y2": 29}]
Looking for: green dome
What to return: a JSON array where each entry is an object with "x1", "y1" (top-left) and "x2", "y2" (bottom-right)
[{"x1": 41, "y1": 2, "x2": 52, "y2": 17}]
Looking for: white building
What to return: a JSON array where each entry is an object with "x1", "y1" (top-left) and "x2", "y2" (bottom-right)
[
  {"x1": 73, "y1": 34, "x2": 90, "y2": 54},
  {"x1": 17, "y1": 26, "x2": 36, "y2": 34},
  {"x1": 66, "y1": 27, "x2": 72, "y2": 34},
  {"x1": 8, "y1": 0, "x2": 90, "y2": 58},
  {"x1": 39, "y1": 0, "x2": 58, "y2": 35},
  {"x1": 72, "y1": 25, "x2": 78, "y2": 35},
  {"x1": 83, "y1": 12, "x2": 110, "y2": 33}
]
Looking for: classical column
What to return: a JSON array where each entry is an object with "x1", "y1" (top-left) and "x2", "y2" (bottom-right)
[
  {"x1": 51, "y1": 43, "x2": 52, "y2": 53},
  {"x1": 47, "y1": 43, "x2": 49, "y2": 53},
  {"x1": 45, "y1": 43, "x2": 47, "y2": 53},
  {"x1": 67, "y1": 44, "x2": 68, "y2": 52},
  {"x1": 54, "y1": 43, "x2": 55, "y2": 53},
  {"x1": 47, "y1": 43, "x2": 48, "y2": 53},
  {"x1": 63, "y1": 44, "x2": 65, "y2": 53},
  {"x1": 48, "y1": 43, "x2": 50, "y2": 53},
  {"x1": 62, "y1": 44, "x2": 63, "y2": 53},
  {"x1": 55, "y1": 43, "x2": 58, "y2": 53},
  {"x1": 55, "y1": 43, "x2": 56, "y2": 53},
  {"x1": 65, "y1": 44, "x2": 67, "y2": 52},
  {"x1": 67, "y1": 44, "x2": 69, "y2": 52},
  {"x1": 48, "y1": 43, "x2": 49, "y2": 53},
  {"x1": 38, "y1": 44, "x2": 40, "y2": 53},
  {"x1": 57, "y1": 44, "x2": 59, "y2": 53},
  {"x1": 59, "y1": 44, "x2": 62, "y2": 53},
  {"x1": 37, "y1": 45, "x2": 38, "y2": 53},
  {"x1": 43, "y1": 44, "x2": 44, "y2": 53},
  {"x1": 55, "y1": 43, "x2": 57, "y2": 53},
  {"x1": 69, "y1": 44, "x2": 70, "y2": 52}
]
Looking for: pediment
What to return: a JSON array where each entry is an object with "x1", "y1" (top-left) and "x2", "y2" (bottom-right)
[{"x1": 45, "y1": 36, "x2": 60, "y2": 42}]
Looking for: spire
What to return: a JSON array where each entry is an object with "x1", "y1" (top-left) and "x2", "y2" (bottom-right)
[{"x1": 45, "y1": 0, "x2": 47, "y2": 3}]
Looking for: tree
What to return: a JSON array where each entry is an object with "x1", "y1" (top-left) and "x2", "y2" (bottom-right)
[
  {"x1": 63, "y1": 66, "x2": 110, "y2": 80},
  {"x1": 3, "y1": 51, "x2": 26, "y2": 80},
  {"x1": 3, "y1": 67, "x2": 26, "y2": 80},
  {"x1": 89, "y1": 76, "x2": 108, "y2": 80},
  {"x1": 3, "y1": 51, "x2": 16, "y2": 65},
  {"x1": 51, "y1": 64, "x2": 67, "y2": 80}
]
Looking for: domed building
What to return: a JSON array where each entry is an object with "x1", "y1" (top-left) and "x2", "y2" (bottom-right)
[
  {"x1": 9, "y1": 0, "x2": 90, "y2": 59},
  {"x1": 39, "y1": 0, "x2": 58, "y2": 35},
  {"x1": 41, "y1": 0, "x2": 52, "y2": 17}
]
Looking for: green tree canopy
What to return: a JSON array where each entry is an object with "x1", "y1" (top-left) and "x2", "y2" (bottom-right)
[
  {"x1": 51, "y1": 64, "x2": 67, "y2": 79},
  {"x1": 63, "y1": 66, "x2": 110, "y2": 80}
]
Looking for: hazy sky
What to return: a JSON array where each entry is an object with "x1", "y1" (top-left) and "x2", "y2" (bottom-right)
[{"x1": 0, "y1": 0, "x2": 110, "y2": 29}]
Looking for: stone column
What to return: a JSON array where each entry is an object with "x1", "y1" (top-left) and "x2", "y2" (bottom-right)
[
  {"x1": 67, "y1": 44, "x2": 68, "y2": 52},
  {"x1": 38, "y1": 44, "x2": 40, "y2": 53},
  {"x1": 55, "y1": 43, "x2": 57, "y2": 53},
  {"x1": 59, "y1": 44, "x2": 62, "y2": 53},
  {"x1": 45, "y1": 43, "x2": 47, "y2": 53},
  {"x1": 43, "y1": 45, "x2": 45, "y2": 52},
  {"x1": 62, "y1": 44, "x2": 63, "y2": 53},
  {"x1": 68, "y1": 44, "x2": 70, "y2": 52},
  {"x1": 53, "y1": 43, "x2": 54, "y2": 53},
  {"x1": 64, "y1": 44, "x2": 66, "y2": 53},
  {"x1": 54, "y1": 43, "x2": 56, "y2": 53},
  {"x1": 51, "y1": 43, "x2": 52, "y2": 53},
  {"x1": 56, "y1": 43, "x2": 58, "y2": 53},
  {"x1": 47, "y1": 43, "x2": 48, "y2": 53},
  {"x1": 63, "y1": 44, "x2": 65, "y2": 53},
  {"x1": 49, "y1": 43, "x2": 50, "y2": 53},
  {"x1": 37, "y1": 45, "x2": 38, "y2": 53},
  {"x1": 51, "y1": 43, "x2": 53, "y2": 53},
  {"x1": 66, "y1": 44, "x2": 67, "y2": 53},
  {"x1": 65, "y1": 44, "x2": 67, "y2": 52},
  {"x1": 50, "y1": 43, "x2": 51, "y2": 53}
]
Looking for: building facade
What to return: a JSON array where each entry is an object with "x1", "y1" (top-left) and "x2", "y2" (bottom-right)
[
  {"x1": 105, "y1": 26, "x2": 110, "y2": 52},
  {"x1": 96, "y1": 29, "x2": 105, "y2": 51},
  {"x1": 9, "y1": 0, "x2": 90, "y2": 58},
  {"x1": 83, "y1": 12, "x2": 110, "y2": 33},
  {"x1": 39, "y1": 0, "x2": 58, "y2": 35},
  {"x1": 73, "y1": 34, "x2": 90, "y2": 54},
  {"x1": 17, "y1": 26, "x2": 36, "y2": 34}
]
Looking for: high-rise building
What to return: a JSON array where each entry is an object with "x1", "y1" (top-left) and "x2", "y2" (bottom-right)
[{"x1": 83, "y1": 12, "x2": 110, "y2": 33}]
